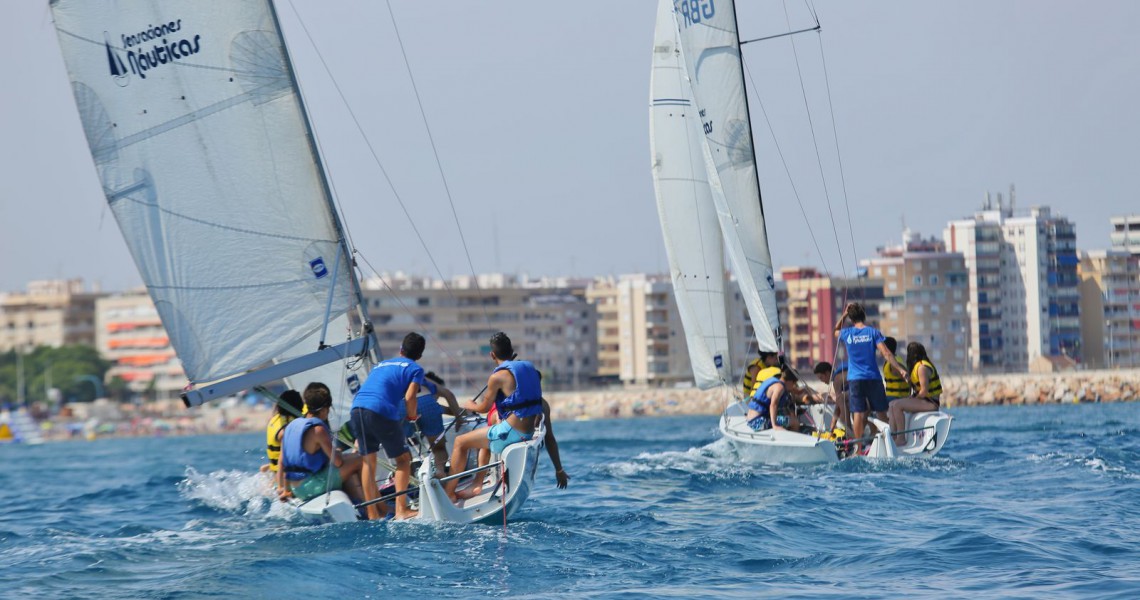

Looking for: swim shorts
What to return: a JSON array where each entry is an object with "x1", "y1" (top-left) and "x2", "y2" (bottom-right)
[
  {"x1": 746, "y1": 415, "x2": 789, "y2": 431},
  {"x1": 486, "y1": 421, "x2": 533, "y2": 455},
  {"x1": 350, "y1": 407, "x2": 408, "y2": 459},
  {"x1": 848, "y1": 378, "x2": 888, "y2": 413},
  {"x1": 291, "y1": 464, "x2": 342, "y2": 502}
]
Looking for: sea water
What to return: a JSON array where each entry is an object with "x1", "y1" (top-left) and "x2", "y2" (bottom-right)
[{"x1": 1, "y1": 403, "x2": 1138, "y2": 599}]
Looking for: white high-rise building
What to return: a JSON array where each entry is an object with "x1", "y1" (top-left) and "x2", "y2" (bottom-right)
[
  {"x1": 1110, "y1": 214, "x2": 1140, "y2": 257},
  {"x1": 945, "y1": 189, "x2": 1080, "y2": 371}
]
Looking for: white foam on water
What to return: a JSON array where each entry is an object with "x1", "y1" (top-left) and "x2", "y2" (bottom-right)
[{"x1": 178, "y1": 467, "x2": 295, "y2": 520}]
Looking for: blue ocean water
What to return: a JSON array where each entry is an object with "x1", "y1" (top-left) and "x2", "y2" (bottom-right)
[{"x1": 1, "y1": 403, "x2": 1138, "y2": 599}]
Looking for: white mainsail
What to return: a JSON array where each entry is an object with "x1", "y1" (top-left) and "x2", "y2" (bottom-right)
[
  {"x1": 671, "y1": 0, "x2": 781, "y2": 352},
  {"x1": 50, "y1": 0, "x2": 375, "y2": 405},
  {"x1": 650, "y1": 0, "x2": 732, "y2": 389}
]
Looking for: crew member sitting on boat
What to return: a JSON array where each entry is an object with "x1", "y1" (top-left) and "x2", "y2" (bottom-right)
[
  {"x1": 888, "y1": 341, "x2": 943, "y2": 446},
  {"x1": 262, "y1": 389, "x2": 303, "y2": 476},
  {"x1": 746, "y1": 366, "x2": 800, "y2": 432},
  {"x1": 408, "y1": 371, "x2": 460, "y2": 478},
  {"x1": 444, "y1": 332, "x2": 543, "y2": 502},
  {"x1": 742, "y1": 350, "x2": 781, "y2": 398},
  {"x1": 835, "y1": 302, "x2": 907, "y2": 451},
  {"x1": 882, "y1": 337, "x2": 911, "y2": 405},
  {"x1": 350, "y1": 332, "x2": 425, "y2": 521},
  {"x1": 277, "y1": 383, "x2": 365, "y2": 505}
]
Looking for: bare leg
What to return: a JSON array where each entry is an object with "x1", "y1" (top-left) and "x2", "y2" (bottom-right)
[
  {"x1": 338, "y1": 454, "x2": 365, "y2": 505},
  {"x1": 851, "y1": 411, "x2": 866, "y2": 453},
  {"x1": 392, "y1": 451, "x2": 418, "y2": 520},
  {"x1": 428, "y1": 434, "x2": 448, "y2": 479},
  {"x1": 359, "y1": 452, "x2": 384, "y2": 520},
  {"x1": 445, "y1": 428, "x2": 490, "y2": 501}
]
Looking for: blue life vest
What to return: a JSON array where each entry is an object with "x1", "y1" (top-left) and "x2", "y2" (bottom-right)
[
  {"x1": 280, "y1": 417, "x2": 329, "y2": 481},
  {"x1": 747, "y1": 376, "x2": 789, "y2": 415},
  {"x1": 493, "y1": 360, "x2": 544, "y2": 419}
]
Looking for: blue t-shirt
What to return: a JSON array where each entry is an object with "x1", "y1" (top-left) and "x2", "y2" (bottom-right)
[
  {"x1": 838, "y1": 326, "x2": 885, "y2": 382},
  {"x1": 351, "y1": 357, "x2": 425, "y2": 420}
]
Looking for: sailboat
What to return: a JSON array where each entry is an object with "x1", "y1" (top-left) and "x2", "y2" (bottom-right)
[
  {"x1": 49, "y1": 0, "x2": 544, "y2": 523},
  {"x1": 652, "y1": 0, "x2": 952, "y2": 464}
]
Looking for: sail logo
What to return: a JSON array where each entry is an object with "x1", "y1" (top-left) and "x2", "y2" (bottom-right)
[
  {"x1": 107, "y1": 19, "x2": 203, "y2": 83},
  {"x1": 346, "y1": 374, "x2": 361, "y2": 395},
  {"x1": 310, "y1": 257, "x2": 329, "y2": 279},
  {"x1": 675, "y1": 0, "x2": 715, "y2": 28},
  {"x1": 714, "y1": 354, "x2": 724, "y2": 368}
]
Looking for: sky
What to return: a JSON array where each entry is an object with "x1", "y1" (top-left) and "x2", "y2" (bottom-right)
[{"x1": 1, "y1": 0, "x2": 1138, "y2": 294}]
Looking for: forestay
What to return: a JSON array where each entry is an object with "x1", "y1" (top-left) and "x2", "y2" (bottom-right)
[
  {"x1": 671, "y1": 0, "x2": 781, "y2": 352},
  {"x1": 650, "y1": 0, "x2": 732, "y2": 389},
  {"x1": 50, "y1": 0, "x2": 375, "y2": 403}
]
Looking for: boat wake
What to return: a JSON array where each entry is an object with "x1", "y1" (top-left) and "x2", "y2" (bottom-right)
[
  {"x1": 178, "y1": 467, "x2": 297, "y2": 520},
  {"x1": 600, "y1": 438, "x2": 802, "y2": 479}
]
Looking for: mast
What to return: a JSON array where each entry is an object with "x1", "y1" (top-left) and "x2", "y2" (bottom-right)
[{"x1": 729, "y1": 0, "x2": 781, "y2": 352}]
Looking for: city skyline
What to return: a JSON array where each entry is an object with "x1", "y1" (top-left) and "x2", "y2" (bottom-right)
[{"x1": 3, "y1": 1, "x2": 1139, "y2": 292}]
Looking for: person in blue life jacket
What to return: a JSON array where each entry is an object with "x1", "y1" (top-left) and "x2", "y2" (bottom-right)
[
  {"x1": 746, "y1": 366, "x2": 800, "y2": 432},
  {"x1": 405, "y1": 371, "x2": 461, "y2": 478},
  {"x1": 276, "y1": 383, "x2": 365, "y2": 504},
  {"x1": 444, "y1": 332, "x2": 544, "y2": 502},
  {"x1": 834, "y1": 302, "x2": 907, "y2": 452},
  {"x1": 350, "y1": 332, "x2": 426, "y2": 521}
]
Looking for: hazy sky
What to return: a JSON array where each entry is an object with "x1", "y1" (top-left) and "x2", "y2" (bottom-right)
[{"x1": 2, "y1": 1, "x2": 1138, "y2": 293}]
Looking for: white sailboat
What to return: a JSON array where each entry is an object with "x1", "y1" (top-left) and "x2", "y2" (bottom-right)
[
  {"x1": 653, "y1": 0, "x2": 951, "y2": 464},
  {"x1": 50, "y1": 0, "x2": 543, "y2": 523}
]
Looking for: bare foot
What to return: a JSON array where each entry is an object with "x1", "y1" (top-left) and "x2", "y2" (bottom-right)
[
  {"x1": 394, "y1": 510, "x2": 419, "y2": 520},
  {"x1": 454, "y1": 485, "x2": 483, "y2": 500},
  {"x1": 893, "y1": 435, "x2": 906, "y2": 447}
]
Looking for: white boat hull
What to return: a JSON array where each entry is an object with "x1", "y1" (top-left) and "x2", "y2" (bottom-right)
[{"x1": 720, "y1": 402, "x2": 839, "y2": 465}]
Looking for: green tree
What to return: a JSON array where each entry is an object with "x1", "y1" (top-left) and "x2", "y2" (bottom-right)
[{"x1": 0, "y1": 345, "x2": 111, "y2": 405}]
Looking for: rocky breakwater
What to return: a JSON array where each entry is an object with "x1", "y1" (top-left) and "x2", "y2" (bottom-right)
[{"x1": 545, "y1": 369, "x2": 1140, "y2": 420}]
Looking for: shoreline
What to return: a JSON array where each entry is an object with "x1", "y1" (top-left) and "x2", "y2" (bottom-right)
[{"x1": 7, "y1": 368, "x2": 1138, "y2": 443}]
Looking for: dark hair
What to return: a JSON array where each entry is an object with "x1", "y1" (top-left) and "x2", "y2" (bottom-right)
[
  {"x1": 884, "y1": 337, "x2": 898, "y2": 354},
  {"x1": 779, "y1": 366, "x2": 799, "y2": 383},
  {"x1": 758, "y1": 350, "x2": 779, "y2": 365},
  {"x1": 277, "y1": 389, "x2": 304, "y2": 416},
  {"x1": 846, "y1": 302, "x2": 866, "y2": 323},
  {"x1": 401, "y1": 332, "x2": 426, "y2": 361},
  {"x1": 490, "y1": 331, "x2": 514, "y2": 360},
  {"x1": 906, "y1": 341, "x2": 929, "y2": 376},
  {"x1": 425, "y1": 371, "x2": 445, "y2": 386},
  {"x1": 813, "y1": 361, "x2": 832, "y2": 375},
  {"x1": 303, "y1": 382, "x2": 333, "y2": 413}
]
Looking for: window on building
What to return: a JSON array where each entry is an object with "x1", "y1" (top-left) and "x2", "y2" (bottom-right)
[
  {"x1": 417, "y1": 297, "x2": 429, "y2": 307},
  {"x1": 915, "y1": 305, "x2": 924, "y2": 315},
  {"x1": 930, "y1": 275, "x2": 939, "y2": 285},
  {"x1": 914, "y1": 275, "x2": 923, "y2": 286},
  {"x1": 888, "y1": 266, "x2": 897, "y2": 276},
  {"x1": 931, "y1": 304, "x2": 940, "y2": 315}
]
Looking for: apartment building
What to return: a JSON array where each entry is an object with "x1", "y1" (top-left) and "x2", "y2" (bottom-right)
[
  {"x1": 1079, "y1": 250, "x2": 1140, "y2": 369},
  {"x1": 861, "y1": 230, "x2": 971, "y2": 372},
  {"x1": 1110, "y1": 214, "x2": 1140, "y2": 256},
  {"x1": 945, "y1": 190, "x2": 1080, "y2": 371},
  {"x1": 95, "y1": 290, "x2": 186, "y2": 401},
  {"x1": 779, "y1": 267, "x2": 884, "y2": 371},
  {"x1": 362, "y1": 273, "x2": 597, "y2": 392},
  {"x1": 0, "y1": 279, "x2": 105, "y2": 352}
]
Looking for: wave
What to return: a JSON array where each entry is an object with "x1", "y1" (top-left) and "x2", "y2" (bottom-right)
[{"x1": 178, "y1": 467, "x2": 297, "y2": 521}]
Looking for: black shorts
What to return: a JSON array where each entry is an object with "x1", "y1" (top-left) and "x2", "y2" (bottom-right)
[{"x1": 350, "y1": 407, "x2": 408, "y2": 460}]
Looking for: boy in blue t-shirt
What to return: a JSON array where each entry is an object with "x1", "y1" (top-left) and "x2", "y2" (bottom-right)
[
  {"x1": 834, "y1": 303, "x2": 907, "y2": 451},
  {"x1": 350, "y1": 332, "x2": 425, "y2": 520}
]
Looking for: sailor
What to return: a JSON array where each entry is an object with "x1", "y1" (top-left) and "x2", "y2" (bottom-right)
[
  {"x1": 745, "y1": 366, "x2": 800, "y2": 431},
  {"x1": 409, "y1": 371, "x2": 460, "y2": 478},
  {"x1": 834, "y1": 302, "x2": 907, "y2": 451},
  {"x1": 882, "y1": 337, "x2": 911, "y2": 406},
  {"x1": 888, "y1": 341, "x2": 943, "y2": 446},
  {"x1": 262, "y1": 389, "x2": 303, "y2": 476},
  {"x1": 540, "y1": 398, "x2": 570, "y2": 489},
  {"x1": 444, "y1": 332, "x2": 543, "y2": 501},
  {"x1": 350, "y1": 332, "x2": 425, "y2": 521},
  {"x1": 813, "y1": 361, "x2": 849, "y2": 434},
  {"x1": 742, "y1": 351, "x2": 780, "y2": 397},
  {"x1": 276, "y1": 383, "x2": 365, "y2": 505}
]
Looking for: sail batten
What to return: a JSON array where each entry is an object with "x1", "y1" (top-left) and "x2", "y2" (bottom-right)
[{"x1": 51, "y1": 0, "x2": 375, "y2": 402}]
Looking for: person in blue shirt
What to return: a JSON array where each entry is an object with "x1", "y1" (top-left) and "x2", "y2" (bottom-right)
[
  {"x1": 407, "y1": 371, "x2": 461, "y2": 479},
  {"x1": 276, "y1": 383, "x2": 365, "y2": 505},
  {"x1": 833, "y1": 302, "x2": 907, "y2": 451},
  {"x1": 349, "y1": 332, "x2": 425, "y2": 521},
  {"x1": 444, "y1": 332, "x2": 544, "y2": 502}
]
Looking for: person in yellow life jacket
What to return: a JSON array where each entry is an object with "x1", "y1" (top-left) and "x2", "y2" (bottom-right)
[
  {"x1": 888, "y1": 341, "x2": 943, "y2": 446},
  {"x1": 742, "y1": 351, "x2": 780, "y2": 397},
  {"x1": 263, "y1": 389, "x2": 304, "y2": 475},
  {"x1": 882, "y1": 337, "x2": 910, "y2": 404}
]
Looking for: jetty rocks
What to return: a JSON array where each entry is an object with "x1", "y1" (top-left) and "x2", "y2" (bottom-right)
[{"x1": 545, "y1": 369, "x2": 1140, "y2": 420}]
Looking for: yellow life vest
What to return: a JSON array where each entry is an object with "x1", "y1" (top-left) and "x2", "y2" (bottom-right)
[
  {"x1": 751, "y1": 366, "x2": 781, "y2": 395},
  {"x1": 909, "y1": 359, "x2": 942, "y2": 399},
  {"x1": 882, "y1": 357, "x2": 910, "y2": 398},
  {"x1": 265, "y1": 413, "x2": 293, "y2": 472},
  {"x1": 742, "y1": 358, "x2": 763, "y2": 396}
]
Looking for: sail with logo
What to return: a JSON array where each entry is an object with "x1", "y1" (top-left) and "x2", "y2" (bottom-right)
[
  {"x1": 650, "y1": 0, "x2": 733, "y2": 390},
  {"x1": 48, "y1": 0, "x2": 375, "y2": 430},
  {"x1": 657, "y1": 0, "x2": 954, "y2": 464}
]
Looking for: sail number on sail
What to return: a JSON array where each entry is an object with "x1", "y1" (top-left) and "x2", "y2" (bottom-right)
[{"x1": 676, "y1": 0, "x2": 715, "y2": 28}]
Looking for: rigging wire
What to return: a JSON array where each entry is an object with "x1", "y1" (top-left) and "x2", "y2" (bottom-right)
[{"x1": 384, "y1": 0, "x2": 491, "y2": 325}]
